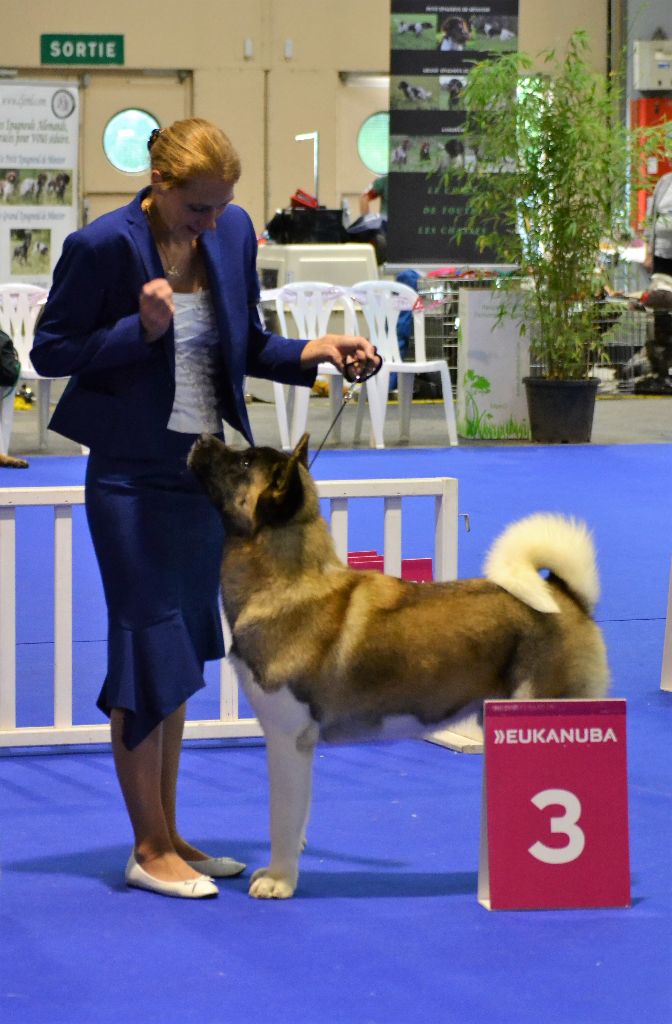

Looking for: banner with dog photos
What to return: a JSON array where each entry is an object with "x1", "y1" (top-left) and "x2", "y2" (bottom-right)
[
  {"x1": 387, "y1": 1, "x2": 519, "y2": 264},
  {"x1": 0, "y1": 81, "x2": 79, "y2": 286}
]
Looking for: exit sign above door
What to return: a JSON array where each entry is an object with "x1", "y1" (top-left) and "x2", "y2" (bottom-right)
[{"x1": 41, "y1": 35, "x2": 125, "y2": 65}]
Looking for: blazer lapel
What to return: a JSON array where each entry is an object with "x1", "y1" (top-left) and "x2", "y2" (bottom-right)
[
  {"x1": 126, "y1": 189, "x2": 164, "y2": 282},
  {"x1": 201, "y1": 228, "x2": 237, "y2": 373},
  {"x1": 125, "y1": 189, "x2": 175, "y2": 376},
  {"x1": 200, "y1": 226, "x2": 252, "y2": 435}
]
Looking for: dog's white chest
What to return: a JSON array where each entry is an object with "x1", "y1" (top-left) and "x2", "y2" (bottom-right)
[{"x1": 234, "y1": 657, "x2": 317, "y2": 744}]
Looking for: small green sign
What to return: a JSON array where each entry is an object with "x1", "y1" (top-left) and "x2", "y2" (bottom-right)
[{"x1": 41, "y1": 34, "x2": 124, "y2": 66}]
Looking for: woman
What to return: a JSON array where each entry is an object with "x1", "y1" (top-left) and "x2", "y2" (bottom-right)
[{"x1": 31, "y1": 118, "x2": 380, "y2": 899}]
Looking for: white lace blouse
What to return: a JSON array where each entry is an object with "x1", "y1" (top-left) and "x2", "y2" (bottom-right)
[{"x1": 167, "y1": 291, "x2": 223, "y2": 434}]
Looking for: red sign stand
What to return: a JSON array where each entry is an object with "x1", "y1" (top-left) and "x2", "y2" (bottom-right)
[
  {"x1": 478, "y1": 699, "x2": 631, "y2": 910},
  {"x1": 348, "y1": 551, "x2": 433, "y2": 582}
]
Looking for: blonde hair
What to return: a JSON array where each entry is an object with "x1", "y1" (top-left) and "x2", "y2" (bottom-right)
[{"x1": 148, "y1": 118, "x2": 241, "y2": 188}]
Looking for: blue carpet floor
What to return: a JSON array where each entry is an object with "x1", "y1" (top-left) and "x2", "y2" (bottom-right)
[{"x1": 0, "y1": 444, "x2": 670, "y2": 1024}]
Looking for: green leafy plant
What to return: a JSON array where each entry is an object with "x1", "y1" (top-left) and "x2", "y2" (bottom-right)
[
  {"x1": 461, "y1": 369, "x2": 493, "y2": 436},
  {"x1": 443, "y1": 30, "x2": 671, "y2": 380},
  {"x1": 460, "y1": 369, "x2": 530, "y2": 439}
]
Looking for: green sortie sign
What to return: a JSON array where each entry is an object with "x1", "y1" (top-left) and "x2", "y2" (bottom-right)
[{"x1": 41, "y1": 35, "x2": 125, "y2": 65}]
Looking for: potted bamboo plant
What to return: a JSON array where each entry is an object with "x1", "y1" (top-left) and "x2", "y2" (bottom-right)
[{"x1": 447, "y1": 30, "x2": 670, "y2": 441}]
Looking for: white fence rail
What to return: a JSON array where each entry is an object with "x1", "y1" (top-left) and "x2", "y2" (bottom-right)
[
  {"x1": 0, "y1": 478, "x2": 458, "y2": 749},
  {"x1": 661, "y1": 560, "x2": 672, "y2": 692}
]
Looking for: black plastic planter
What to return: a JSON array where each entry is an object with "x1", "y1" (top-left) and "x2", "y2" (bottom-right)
[{"x1": 523, "y1": 377, "x2": 599, "y2": 443}]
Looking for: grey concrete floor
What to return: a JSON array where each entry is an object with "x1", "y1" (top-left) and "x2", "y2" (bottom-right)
[{"x1": 6, "y1": 379, "x2": 671, "y2": 458}]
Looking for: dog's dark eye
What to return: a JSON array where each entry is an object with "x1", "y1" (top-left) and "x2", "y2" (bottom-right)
[{"x1": 240, "y1": 456, "x2": 251, "y2": 470}]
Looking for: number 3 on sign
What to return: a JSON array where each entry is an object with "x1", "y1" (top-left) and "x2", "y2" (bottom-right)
[{"x1": 528, "y1": 789, "x2": 586, "y2": 865}]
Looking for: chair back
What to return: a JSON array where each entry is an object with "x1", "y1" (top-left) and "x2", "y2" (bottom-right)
[
  {"x1": 275, "y1": 281, "x2": 357, "y2": 340},
  {"x1": 350, "y1": 280, "x2": 426, "y2": 362},
  {"x1": 0, "y1": 283, "x2": 49, "y2": 377}
]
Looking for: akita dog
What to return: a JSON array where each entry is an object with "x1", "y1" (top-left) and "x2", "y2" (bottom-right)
[{"x1": 188, "y1": 434, "x2": 609, "y2": 899}]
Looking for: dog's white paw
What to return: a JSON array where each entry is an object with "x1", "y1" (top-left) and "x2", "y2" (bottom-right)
[{"x1": 248, "y1": 867, "x2": 297, "y2": 900}]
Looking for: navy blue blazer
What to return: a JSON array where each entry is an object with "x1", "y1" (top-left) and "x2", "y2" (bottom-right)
[{"x1": 31, "y1": 188, "x2": 315, "y2": 458}]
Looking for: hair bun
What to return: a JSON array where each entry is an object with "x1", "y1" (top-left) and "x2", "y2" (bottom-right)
[{"x1": 147, "y1": 127, "x2": 162, "y2": 151}]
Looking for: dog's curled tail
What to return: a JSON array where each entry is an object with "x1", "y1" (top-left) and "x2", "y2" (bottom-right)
[{"x1": 483, "y1": 513, "x2": 599, "y2": 615}]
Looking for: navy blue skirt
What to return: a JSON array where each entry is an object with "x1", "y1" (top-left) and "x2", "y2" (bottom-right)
[{"x1": 86, "y1": 449, "x2": 225, "y2": 750}]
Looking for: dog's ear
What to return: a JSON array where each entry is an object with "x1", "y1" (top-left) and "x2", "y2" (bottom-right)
[
  {"x1": 256, "y1": 450, "x2": 305, "y2": 528},
  {"x1": 294, "y1": 433, "x2": 310, "y2": 467}
]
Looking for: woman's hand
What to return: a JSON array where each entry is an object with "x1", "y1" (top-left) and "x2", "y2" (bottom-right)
[
  {"x1": 300, "y1": 334, "x2": 382, "y2": 382},
  {"x1": 140, "y1": 278, "x2": 175, "y2": 343}
]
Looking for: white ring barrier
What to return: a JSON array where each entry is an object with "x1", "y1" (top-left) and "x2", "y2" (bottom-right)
[{"x1": 0, "y1": 478, "x2": 458, "y2": 748}]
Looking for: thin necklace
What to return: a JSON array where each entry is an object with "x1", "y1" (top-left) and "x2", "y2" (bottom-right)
[
  {"x1": 156, "y1": 239, "x2": 188, "y2": 280},
  {"x1": 143, "y1": 198, "x2": 195, "y2": 280}
]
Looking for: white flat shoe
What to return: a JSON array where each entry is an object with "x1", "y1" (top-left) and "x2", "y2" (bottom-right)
[
  {"x1": 185, "y1": 856, "x2": 246, "y2": 878},
  {"x1": 125, "y1": 855, "x2": 218, "y2": 899}
]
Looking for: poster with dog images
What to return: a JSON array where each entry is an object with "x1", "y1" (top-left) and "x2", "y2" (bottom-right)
[
  {"x1": 388, "y1": 1, "x2": 519, "y2": 265},
  {"x1": 0, "y1": 81, "x2": 78, "y2": 285}
]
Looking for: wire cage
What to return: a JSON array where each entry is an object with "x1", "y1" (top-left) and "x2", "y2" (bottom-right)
[
  {"x1": 590, "y1": 304, "x2": 653, "y2": 392},
  {"x1": 411, "y1": 276, "x2": 654, "y2": 396},
  {"x1": 414, "y1": 278, "x2": 458, "y2": 398},
  {"x1": 413, "y1": 275, "x2": 519, "y2": 399},
  {"x1": 525, "y1": 303, "x2": 654, "y2": 392}
]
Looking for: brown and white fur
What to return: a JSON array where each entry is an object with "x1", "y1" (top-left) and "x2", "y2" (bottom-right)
[{"x1": 188, "y1": 434, "x2": 609, "y2": 899}]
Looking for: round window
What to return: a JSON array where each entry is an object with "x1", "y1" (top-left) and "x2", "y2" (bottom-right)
[
  {"x1": 357, "y1": 112, "x2": 389, "y2": 175},
  {"x1": 103, "y1": 109, "x2": 160, "y2": 174}
]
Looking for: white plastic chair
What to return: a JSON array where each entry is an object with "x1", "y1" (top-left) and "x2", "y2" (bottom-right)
[
  {"x1": 0, "y1": 283, "x2": 51, "y2": 453},
  {"x1": 274, "y1": 281, "x2": 385, "y2": 450},
  {"x1": 350, "y1": 280, "x2": 458, "y2": 446}
]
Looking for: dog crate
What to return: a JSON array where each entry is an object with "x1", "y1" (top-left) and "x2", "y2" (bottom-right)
[
  {"x1": 525, "y1": 302, "x2": 653, "y2": 392},
  {"x1": 416, "y1": 277, "x2": 459, "y2": 398},
  {"x1": 592, "y1": 304, "x2": 653, "y2": 392},
  {"x1": 412, "y1": 275, "x2": 654, "y2": 395},
  {"x1": 411, "y1": 275, "x2": 520, "y2": 399}
]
